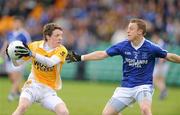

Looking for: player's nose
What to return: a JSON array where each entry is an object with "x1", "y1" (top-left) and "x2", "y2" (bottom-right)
[
  {"x1": 57, "y1": 36, "x2": 62, "y2": 40},
  {"x1": 127, "y1": 29, "x2": 130, "y2": 33}
]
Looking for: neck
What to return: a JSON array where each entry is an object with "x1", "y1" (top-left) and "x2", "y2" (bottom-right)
[
  {"x1": 131, "y1": 36, "x2": 144, "y2": 46},
  {"x1": 45, "y1": 42, "x2": 54, "y2": 49}
]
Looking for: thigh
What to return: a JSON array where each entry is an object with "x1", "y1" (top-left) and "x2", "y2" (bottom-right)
[
  {"x1": 41, "y1": 93, "x2": 64, "y2": 111},
  {"x1": 20, "y1": 80, "x2": 38, "y2": 103},
  {"x1": 104, "y1": 97, "x2": 128, "y2": 114},
  {"x1": 18, "y1": 97, "x2": 32, "y2": 108},
  {"x1": 136, "y1": 90, "x2": 153, "y2": 105},
  {"x1": 112, "y1": 87, "x2": 135, "y2": 106},
  {"x1": 104, "y1": 87, "x2": 135, "y2": 113}
]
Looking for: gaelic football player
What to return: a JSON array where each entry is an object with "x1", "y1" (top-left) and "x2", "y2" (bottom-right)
[
  {"x1": 12, "y1": 23, "x2": 69, "y2": 115},
  {"x1": 67, "y1": 18, "x2": 180, "y2": 115}
]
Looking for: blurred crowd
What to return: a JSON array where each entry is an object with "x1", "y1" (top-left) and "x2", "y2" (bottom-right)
[{"x1": 0, "y1": 0, "x2": 180, "y2": 50}]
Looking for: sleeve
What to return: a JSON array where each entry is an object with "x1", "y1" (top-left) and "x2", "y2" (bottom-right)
[
  {"x1": 33, "y1": 45, "x2": 68, "y2": 67},
  {"x1": 153, "y1": 44, "x2": 168, "y2": 58},
  {"x1": 54, "y1": 46, "x2": 68, "y2": 63},
  {"x1": 106, "y1": 42, "x2": 123, "y2": 57},
  {"x1": 34, "y1": 54, "x2": 61, "y2": 67}
]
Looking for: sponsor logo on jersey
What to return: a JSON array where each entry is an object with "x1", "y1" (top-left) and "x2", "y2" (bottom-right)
[
  {"x1": 34, "y1": 60, "x2": 54, "y2": 71},
  {"x1": 60, "y1": 51, "x2": 65, "y2": 56},
  {"x1": 142, "y1": 52, "x2": 148, "y2": 59},
  {"x1": 124, "y1": 58, "x2": 148, "y2": 68},
  {"x1": 125, "y1": 51, "x2": 131, "y2": 55}
]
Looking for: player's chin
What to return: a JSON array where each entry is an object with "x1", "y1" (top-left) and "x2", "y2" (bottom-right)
[
  {"x1": 55, "y1": 42, "x2": 61, "y2": 47},
  {"x1": 127, "y1": 37, "x2": 133, "y2": 41},
  {"x1": 57, "y1": 41, "x2": 61, "y2": 44}
]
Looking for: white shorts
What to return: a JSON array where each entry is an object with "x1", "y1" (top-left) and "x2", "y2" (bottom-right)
[
  {"x1": 20, "y1": 80, "x2": 64, "y2": 111},
  {"x1": 153, "y1": 63, "x2": 169, "y2": 77},
  {"x1": 5, "y1": 60, "x2": 24, "y2": 73},
  {"x1": 111, "y1": 85, "x2": 154, "y2": 106}
]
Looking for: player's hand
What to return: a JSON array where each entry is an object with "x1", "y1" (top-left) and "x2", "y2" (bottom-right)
[
  {"x1": 5, "y1": 45, "x2": 10, "y2": 59},
  {"x1": 14, "y1": 43, "x2": 32, "y2": 59},
  {"x1": 66, "y1": 51, "x2": 81, "y2": 63}
]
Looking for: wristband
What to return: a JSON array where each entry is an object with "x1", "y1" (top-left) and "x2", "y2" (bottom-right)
[{"x1": 81, "y1": 55, "x2": 84, "y2": 61}]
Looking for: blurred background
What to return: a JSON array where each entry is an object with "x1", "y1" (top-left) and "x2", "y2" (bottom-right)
[{"x1": 0, "y1": 0, "x2": 180, "y2": 115}]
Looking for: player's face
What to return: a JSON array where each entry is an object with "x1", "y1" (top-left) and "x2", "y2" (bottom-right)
[
  {"x1": 127, "y1": 23, "x2": 142, "y2": 41},
  {"x1": 47, "y1": 29, "x2": 63, "y2": 48}
]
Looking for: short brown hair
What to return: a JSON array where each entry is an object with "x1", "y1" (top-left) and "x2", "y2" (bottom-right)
[
  {"x1": 43, "y1": 23, "x2": 63, "y2": 41},
  {"x1": 130, "y1": 18, "x2": 146, "y2": 35}
]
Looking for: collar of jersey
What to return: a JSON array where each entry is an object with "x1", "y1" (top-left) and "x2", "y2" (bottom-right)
[
  {"x1": 130, "y1": 37, "x2": 145, "y2": 50},
  {"x1": 39, "y1": 41, "x2": 54, "y2": 52}
]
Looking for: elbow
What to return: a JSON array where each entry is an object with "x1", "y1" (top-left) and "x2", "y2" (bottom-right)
[
  {"x1": 46, "y1": 63, "x2": 54, "y2": 67},
  {"x1": 46, "y1": 61, "x2": 56, "y2": 67},
  {"x1": 99, "y1": 51, "x2": 108, "y2": 59},
  {"x1": 13, "y1": 63, "x2": 21, "y2": 67},
  {"x1": 12, "y1": 60, "x2": 21, "y2": 66}
]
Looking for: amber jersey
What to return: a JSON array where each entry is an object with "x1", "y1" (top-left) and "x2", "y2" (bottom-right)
[{"x1": 24, "y1": 40, "x2": 68, "y2": 90}]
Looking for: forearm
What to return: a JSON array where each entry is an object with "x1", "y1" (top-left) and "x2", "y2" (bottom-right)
[
  {"x1": 0, "y1": 41, "x2": 8, "y2": 56},
  {"x1": 12, "y1": 59, "x2": 25, "y2": 66},
  {"x1": 82, "y1": 51, "x2": 108, "y2": 61},
  {"x1": 32, "y1": 52, "x2": 61, "y2": 67},
  {"x1": 166, "y1": 53, "x2": 180, "y2": 63}
]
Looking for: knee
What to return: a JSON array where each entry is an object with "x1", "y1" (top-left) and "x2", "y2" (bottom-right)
[
  {"x1": 102, "y1": 109, "x2": 114, "y2": 115},
  {"x1": 102, "y1": 110, "x2": 108, "y2": 115},
  {"x1": 17, "y1": 103, "x2": 29, "y2": 113},
  {"x1": 56, "y1": 108, "x2": 69, "y2": 115},
  {"x1": 140, "y1": 105, "x2": 151, "y2": 115},
  {"x1": 102, "y1": 111, "x2": 121, "y2": 115}
]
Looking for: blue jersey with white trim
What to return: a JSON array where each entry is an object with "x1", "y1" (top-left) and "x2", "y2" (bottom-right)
[
  {"x1": 106, "y1": 39, "x2": 167, "y2": 87},
  {"x1": 7, "y1": 29, "x2": 31, "y2": 44}
]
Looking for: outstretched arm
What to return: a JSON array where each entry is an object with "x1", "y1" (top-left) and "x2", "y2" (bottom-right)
[
  {"x1": 66, "y1": 51, "x2": 109, "y2": 62},
  {"x1": 82, "y1": 51, "x2": 109, "y2": 61},
  {"x1": 165, "y1": 53, "x2": 180, "y2": 63}
]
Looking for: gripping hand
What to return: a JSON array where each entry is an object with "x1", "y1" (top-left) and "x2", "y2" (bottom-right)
[
  {"x1": 6, "y1": 45, "x2": 10, "y2": 59},
  {"x1": 66, "y1": 51, "x2": 81, "y2": 63},
  {"x1": 15, "y1": 43, "x2": 32, "y2": 59}
]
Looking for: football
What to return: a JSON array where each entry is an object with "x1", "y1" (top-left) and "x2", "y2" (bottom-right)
[{"x1": 7, "y1": 40, "x2": 24, "y2": 60}]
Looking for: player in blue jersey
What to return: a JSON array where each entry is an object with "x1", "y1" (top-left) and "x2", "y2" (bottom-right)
[
  {"x1": 2, "y1": 16, "x2": 31, "y2": 101},
  {"x1": 66, "y1": 18, "x2": 180, "y2": 115}
]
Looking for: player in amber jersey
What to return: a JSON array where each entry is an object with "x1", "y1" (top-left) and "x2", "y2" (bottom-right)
[{"x1": 12, "y1": 23, "x2": 69, "y2": 115}]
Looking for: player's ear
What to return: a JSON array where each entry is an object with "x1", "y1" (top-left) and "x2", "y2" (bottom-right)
[
  {"x1": 138, "y1": 29, "x2": 143, "y2": 35},
  {"x1": 45, "y1": 35, "x2": 50, "y2": 41}
]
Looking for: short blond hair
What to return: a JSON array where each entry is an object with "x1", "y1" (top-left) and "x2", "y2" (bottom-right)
[{"x1": 130, "y1": 18, "x2": 146, "y2": 35}]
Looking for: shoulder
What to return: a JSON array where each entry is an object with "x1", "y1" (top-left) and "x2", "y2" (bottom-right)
[
  {"x1": 144, "y1": 39, "x2": 160, "y2": 49},
  {"x1": 29, "y1": 40, "x2": 43, "y2": 46},
  {"x1": 28, "y1": 40, "x2": 43, "y2": 50},
  {"x1": 106, "y1": 40, "x2": 129, "y2": 56},
  {"x1": 21, "y1": 29, "x2": 31, "y2": 39},
  {"x1": 114, "y1": 40, "x2": 130, "y2": 48},
  {"x1": 117, "y1": 39, "x2": 129, "y2": 45},
  {"x1": 144, "y1": 39, "x2": 167, "y2": 54},
  {"x1": 56, "y1": 45, "x2": 68, "y2": 55}
]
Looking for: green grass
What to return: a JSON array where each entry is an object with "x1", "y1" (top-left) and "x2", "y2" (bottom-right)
[{"x1": 0, "y1": 77, "x2": 180, "y2": 115}]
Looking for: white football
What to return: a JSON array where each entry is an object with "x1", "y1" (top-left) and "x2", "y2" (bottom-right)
[{"x1": 7, "y1": 41, "x2": 24, "y2": 60}]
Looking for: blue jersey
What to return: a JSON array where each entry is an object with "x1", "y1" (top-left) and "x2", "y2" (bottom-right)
[
  {"x1": 106, "y1": 39, "x2": 167, "y2": 87},
  {"x1": 7, "y1": 29, "x2": 31, "y2": 44}
]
